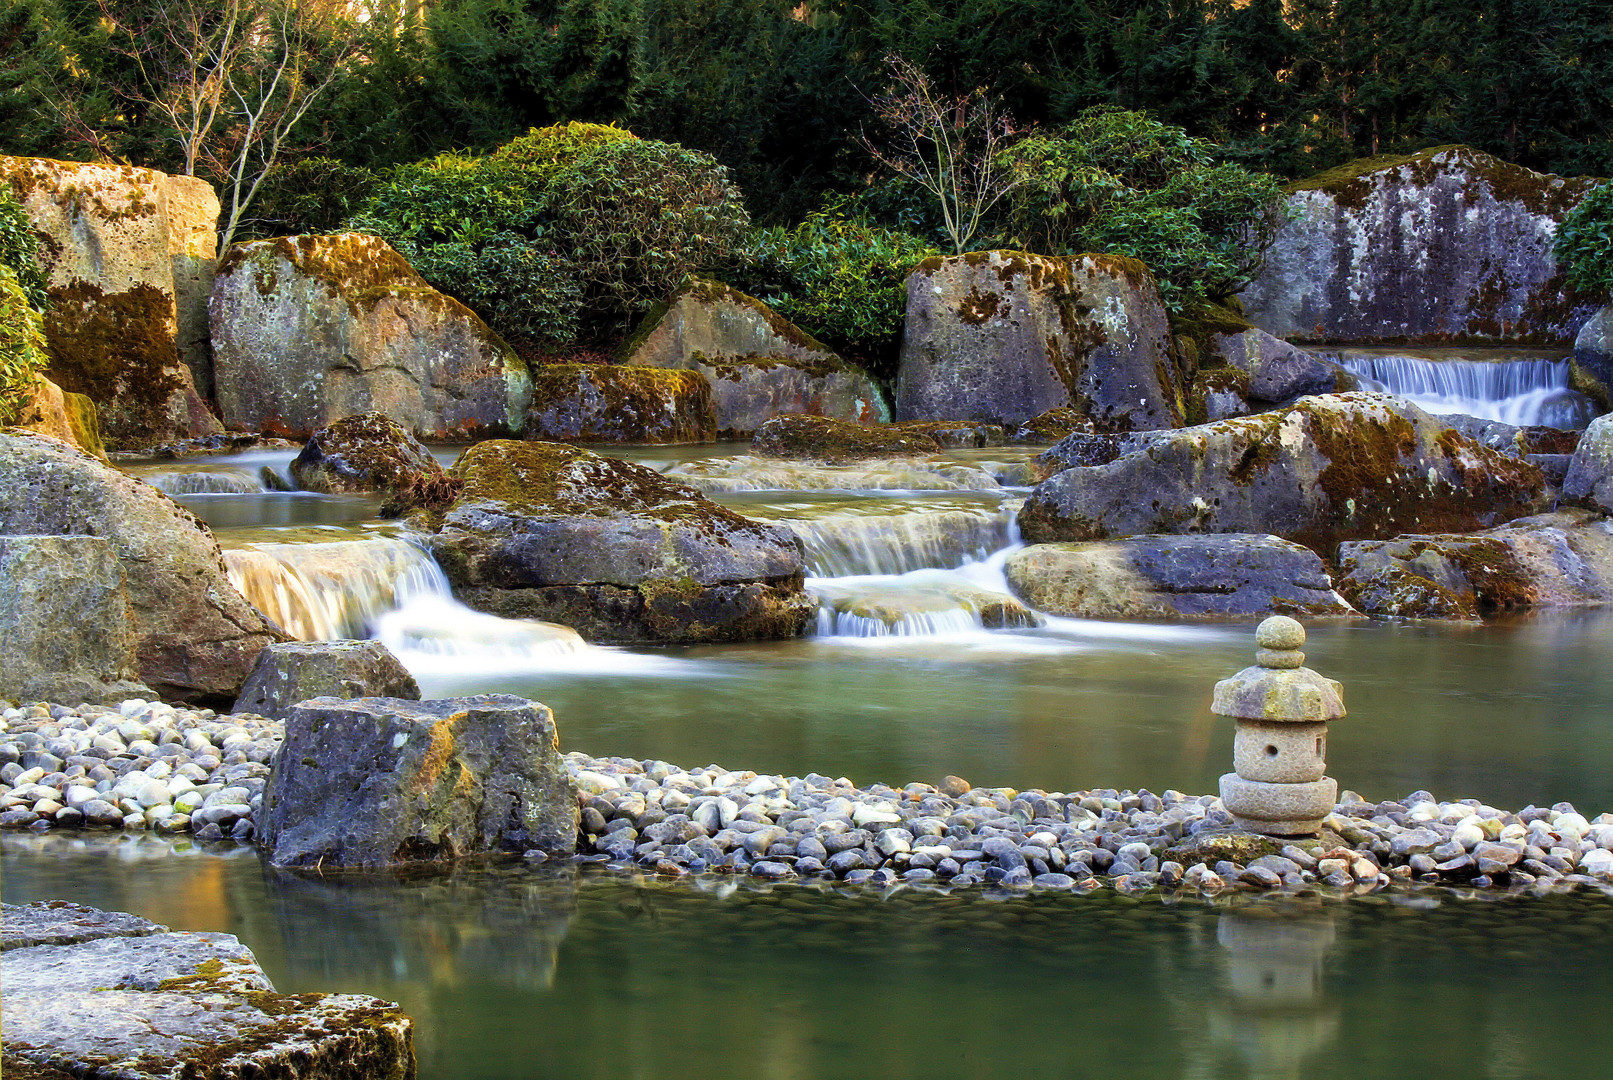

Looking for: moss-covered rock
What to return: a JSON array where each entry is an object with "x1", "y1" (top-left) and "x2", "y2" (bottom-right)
[
  {"x1": 525, "y1": 364, "x2": 716, "y2": 444},
  {"x1": 750, "y1": 413, "x2": 942, "y2": 463},
  {"x1": 1011, "y1": 407, "x2": 1095, "y2": 445},
  {"x1": 424, "y1": 441, "x2": 814, "y2": 644},
  {"x1": 0, "y1": 155, "x2": 221, "y2": 448},
  {"x1": 620, "y1": 278, "x2": 888, "y2": 436},
  {"x1": 1574, "y1": 306, "x2": 1613, "y2": 412},
  {"x1": 1019, "y1": 392, "x2": 1549, "y2": 554},
  {"x1": 210, "y1": 233, "x2": 531, "y2": 440},
  {"x1": 7, "y1": 374, "x2": 107, "y2": 461},
  {"x1": 289, "y1": 412, "x2": 448, "y2": 494},
  {"x1": 894, "y1": 250, "x2": 1185, "y2": 432},
  {"x1": 1242, "y1": 146, "x2": 1602, "y2": 346},
  {"x1": 889, "y1": 419, "x2": 1006, "y2": 448},
  {"x1": 1563, "y1": 412, "x2": 1613, "y2": 513}
]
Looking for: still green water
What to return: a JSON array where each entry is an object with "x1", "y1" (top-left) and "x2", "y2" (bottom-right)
[{"x1": 6, "y1": 834, "x2": 1613, "y2": 1080}]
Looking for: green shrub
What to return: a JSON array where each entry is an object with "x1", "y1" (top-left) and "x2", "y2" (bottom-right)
[
  {"x1": 1556, "y1": 181, "x2": 1613, "y2": 298},
  {"x1": 0, "y1": 185, "x2": 47, "y2": 310},
  {"x1": 492, "y1": 121, "x2": 637, "y2": 170},
  {"x1": 245, "y1": 157, "x2": 381, "y2": 241},
  {"x1": 0, "y1": 265, "x2": 49, "y2": 427},
  {"x1": 735, "y1": 202, "x2": 939, "y2": 380},
  {"x1": 409, "y1": 233, "x2": 584, "y2": 348},
  {"x1": 1004, "y1": 108, "x2": 1288, "y2": 309}
]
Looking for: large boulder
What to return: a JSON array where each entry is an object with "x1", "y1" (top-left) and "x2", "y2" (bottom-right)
[
  {"x1": 894, "y1": 251, "x2": 1185, "y2": 431},
  {"x1": 621, "y1": 279, "x2": 887, "y2": 435},
  {"x1": 1336, "y1": 510, "x2": 1613, "y2": 619},
  {"x1": 289, "y1": 412, "x2": 448, "y2": 494},
  {"x1": 1004, "y1": 535, "x2": 1355, "y2": 619},
  {"x1": 0, "y1": 536, "x2": 153, "y2": 705},
  {"x1": 751, "y1": 413, "x2": 941, "y2": 463},
  {"x1": 525, "y1": 364, "x2": 716, "y2": 444},
  {"x1": 1242, "y1": 146, "x2": 1601, "y2": 346},
  {"x1": 1207, "y1": 328, "x2": 1347, "y2": 404},
  {"x1": 1563, "y1": 413, "x2": 1613, "y2": 513},
  {"x1": 259, "y1": 694, "x2": 578, "y2": 868},
  {"x1": 210, "y1": 233, "x2": 531, "y2": 440},
  {"x1": 425, "y1": 441, "x2": 815, "y2": 643},
  {"x1": 1018, "y1": 393, "x2": 1548, "y2": 553},
  {"x1": 232, "y1": 640, "x2": 420, "y2": 720},
  {"x1": 1, "y1": 902, "x2": 415, "y2": 1079},
  {"x1": 1574, "y1": 306, "x2": 1612, "y2": 407},
  {"x1": 0, "y1": 155, "x2": 222, "y2": 448},
  {"x1": 0, "y1": 432, "x2": 282, "y2": 702}
]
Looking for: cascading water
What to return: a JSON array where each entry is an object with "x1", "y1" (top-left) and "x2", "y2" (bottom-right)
[
  {"x1": 667, "y1": 456, "x2": 1003, "y2": 493},
  {"x1": 1335, "y1": 352, "x2": 1596, "y2": 428},
  {"x1": 223, "y1": 537, "x2": 451, "y2": 640},
  {"x1": 146, "y1": 469, "x2": 266, "y2": 495},
  {"x1": 778, "y1": 507, "x2": 1016, "y2": 577}
]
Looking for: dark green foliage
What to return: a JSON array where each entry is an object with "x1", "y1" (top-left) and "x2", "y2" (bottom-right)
[
  {"x1": 1005, "y1": 108, "x2": 1287, "y2": 309},
  {"x1": 1556, "y1": 182, "x2": 1613, "y2": 299},
  {"x1": 244, "y1": 158, "x2": 381, "y2": 241},
  {"x1": 734, "y1": 203, "x2": 939, "y2": 379},
  {"x1": 0, "y1": 185, "x2": 47, "y2": 310},
  {"x1": 0, "y1": 266, "x2": 48, "y2": 426},
  {"x1": 411, "y1": 235, "x2": 585, "y2": 348}
]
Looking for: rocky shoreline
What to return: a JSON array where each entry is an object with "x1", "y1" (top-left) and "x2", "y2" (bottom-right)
[{"x1": 5, "y1": 698, "x2": 1611, "y2": 898}]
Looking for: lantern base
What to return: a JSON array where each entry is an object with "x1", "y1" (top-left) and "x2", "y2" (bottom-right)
[{"x1": 1219, "y1": 773, "x2": 1337, "y2": 837}]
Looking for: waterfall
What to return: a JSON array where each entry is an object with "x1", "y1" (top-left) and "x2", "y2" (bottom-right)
[
  {"x1": 807, "y1": 561, "x2": 1043, "y2": 640},
  {"x1": 777, "y1": 508, "x2": 1016, "y2": 577},
  {"x1": 1336, "y1": 353, "x2": 1595, "y2": 428},
  {"x1": 147, "y1": 469, "x2": 266, "y2": 495},
  {"x1": 224, "y1": 537, "x2": 450, "y2": 640}
]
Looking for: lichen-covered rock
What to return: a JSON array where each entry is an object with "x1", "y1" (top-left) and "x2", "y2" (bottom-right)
[
  {"x1": 894, "y1": 251, "x2": 1185, "y2": 431},
  {"x1": 232, "y1": 640, "x2": 420, "y2": 720},
  {"x1": 0, "y1": 155, "x2": 222, "y2": 448},
  {"x1": 751, "y1": 413, "x2": 942, "y2": 463},
  {"x1": 889, "y1": 419, "x2": 1006, "y2": 448},
  {"x1": 1435, "y1": 413, "x2": 1585, "y2": 458},
  {"x1": 1242, "y1": 146, "x2": 1601, "y2": 345},
  {"x1": 1574, "y1": 306, "x2": 1613, "y2": 407},
  {"x1": 0, "y1": 432, "x2": 282, "y2": 703},
  {"x1": 621, "y1": 279, "x2": 887, "y2": 435},
  {"x1": 1012, "y1": 407, "x2": 1095, "y2": 445},
  {"x1": 1564, "y1": 413, "x2": 1613, "y2": 513},
  {"x1": 260, "y1": 694, "x2": 578, "y2": 867},
  {"x1": 1004, "y1": 534, "x2": 1354, "y2": 619},
  {"x1": 426, "y1": 441, "x2": 815, "y2": 643},
  {"x1": 9, "y1": 375, "x2": 105, "y2": 461},
  {"x1": 2, "y1": 901, "x2": 164, "y2": 952},
  {"x1": 210, "y1": 234, "x2": 531, "y2": 440},
  {"x1": 525, "y1": 364, "x2": 716, "y2": 444},
  {"x1": 1018, "y1": 392, "x2": 1549, "y2": 553},
  {"x1": 289, "y1": 412, "x2": 447, "y2": 494},
  {"x1": 1208, "y1": 328, "x2": 1346, "y2": 403},
  {"x1": 1336, "y1": 509, "x2": 1613, "y2": 618},
  {"x1": 0, "y1": 536, "x2": 153, "y2": 705},
  {"x1": 1, "y1": 901, "x2": 415, "y2": 1080}
]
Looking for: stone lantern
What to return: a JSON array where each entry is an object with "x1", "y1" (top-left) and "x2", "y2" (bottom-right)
[{"x1": 1215, "y1": 616, "x2": 1343, "y2": 836}]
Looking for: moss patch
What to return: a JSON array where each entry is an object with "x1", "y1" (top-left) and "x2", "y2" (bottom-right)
[
  {"x1": 40, "y1": 279, "x2": 181, "y2": 448},
  {"x1": 527, "y1": 364, "x2": 715, "y2": 443},
  {"x1": 751, "y1": 414, "x2": 941, "y2": 463}
]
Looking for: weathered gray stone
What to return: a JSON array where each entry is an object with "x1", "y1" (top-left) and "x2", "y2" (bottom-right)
[
  {"x1": 290, "y1": 412, "x2": 448, "y2": 494},
  {"x1": 1563, "y1": 413, "x2": 1613, "y2": 513},
  {"x1": 1574, "y1": 306, "x2": 1613, "y2": 406},
  {"x1": 1003, "y1": 534, "x2": 1353, "y2": 620},
  {"x1": 1336, "y1": 509, "x2": 1613, "y2": 618},
  {"x1": 525, "y1": 364, "x2": 716, "y2": 444},
  {"x1": 1018, "y1": 392, "x2": 1548, "y2": 553},
  {"x1": 232, "y1": 640, "x2": 420, "y2": 720},
  {"x1": 211, "y1": 233, "x2": 531, "y2": 440},
  {"x1": 2, "y1": 914, "x2": 415, "y2": 1079},
  {"x1": 0, "y1": 536, "x2": 153, "y2": 705},
  {"x1": 1242, "y1": 146, "x2": 1599, "y2": 346},
  {"x1": 259, "y1": 694, "x2": 578, "y2": 868},
  {"x1": 426, "y1": 441, "x2": 813, "y2": 644},
  {"x1": 622, "y1": 279, "x2": 887, "y2": 435},
  {"x1": 0, "y1": 155, "x2": 222, "y2": 448},
  {"x1": 1208, "y1": 328, "x2": 1345, "y2": 403},
  {"x1": 894, "y1": 251, "x2": 1185, "y2": 431},
  {"x1": 2, "y1": 901, "x2": 164, "y2": 951},
  {"x1": 0, "y1": 432, "x2": 282, "y2": 703}
]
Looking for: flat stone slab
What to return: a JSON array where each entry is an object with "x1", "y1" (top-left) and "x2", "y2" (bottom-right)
[
  {"x1": 3, "y1": 900, "x2": 165, "y2": 951},
  {"x1": 2, "y1": 904, "x2": 416, "y2": 1079}
]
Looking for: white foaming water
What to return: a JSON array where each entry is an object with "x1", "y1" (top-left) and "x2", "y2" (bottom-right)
[
  {"x1": 145, "y1": 468, "x2": 266, "y2": 495},
  {"x1": 667, "y1": 455, "x2": 1001, "y2": 493},
  {"x1": 780, "y1": 507, "x2": 1015, "y2": 577},
  {"x1": 1338, "y1": 354, "x2": 1594, "y2": 427},
  {"x1": 224, "y1": 537, "x2": 450, "y2": 640}
]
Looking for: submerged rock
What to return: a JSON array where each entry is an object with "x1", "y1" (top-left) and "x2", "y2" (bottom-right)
[
  {"x1": 0, "y1": 432, "x2": 282, "y2": 703},
  {"x1": 1336, "y1": 509, "x2": 1613, "y2": 618},
  {"x1": 894, "y1": 251, "x2": 1184, "y2": 431},
  {"x1": 426, "y1": 440, "x2": 814, "y2": 643},
  {"x1": 259, "y1": 694, "x2": 577, "y2": 868},
  {"x1": 232, "y1": 640, "x2": 420, "y2": 721},
  {"x1": 211, "y1": 233, "x2": 531, "y2": 440},
  {"x1": 751, "y1": 414, "x2": 941, "y2": 463},
  {"x1": 621, "y1": 278, "x2": 887, "y2": 435},
  {"x1": 0, "y1": 536, "x2": 153, "y2": 705},
  {"x1": 1004, "y1": 534, "x2": 1355, "y2": 620},
  {"x1": 290, "y1": 411, "x2": 448, "y2": 494},
  {"x1": 1242, "y1": 146, "x2": 1600, "y2": 345},
  {"x1": 1018, "y1": 392, "x2": 1548, "y2": 553},
  {"x1": 1, "y1": 901, "x2": 415, "y2": 1079},
  {"x1": 0, "y1": 155, "x2": 221, "y2": 448},
  {"x1": 1563, "y1": 413, "x2": 1613, "y2": 513},
  {"x1": 525, "y1": 364, "x2": 716, "y2": 444}
]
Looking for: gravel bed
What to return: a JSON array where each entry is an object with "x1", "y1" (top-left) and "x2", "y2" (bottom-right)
[{"x1": 5, "y1": 700, "x2": 1613, "y2": 897}]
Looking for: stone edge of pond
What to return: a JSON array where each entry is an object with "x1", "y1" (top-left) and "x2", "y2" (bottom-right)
[{"x1": 3, "y1": 698, "x2": 1612, "y2": 900}]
